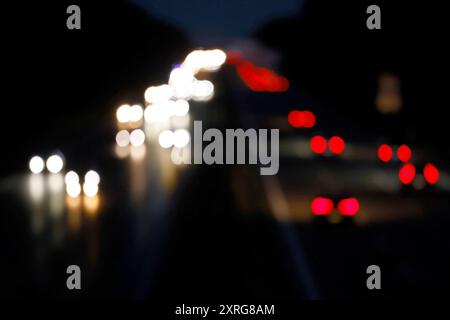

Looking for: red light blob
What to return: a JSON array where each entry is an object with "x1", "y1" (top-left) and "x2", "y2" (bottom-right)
[
  {"x1": 397, "y1": 145, "x2": 412, "y2": 162},
  {"x1": 310, "y1": 136, "x2": 327, "y2": 154},
  {"x1": 288, "y1": 110, "x2": 315, "y2": 128},
  {"x1": 288, "y1": 110, "x2": 303, "y2": 128},
  {"x1": 311, "y1": 197, "x2": 334, "y2": 215},
  {"x1": 378, "y1": 144, "x2": 393, "y2": 162},
  {"x1": 329, "y1": 136, "x2": 345, "y2": 155},
  {"x1": 337, "y1": 198, "x2": 360, "y2": 216},
  {"x1": 423, "y1": 163, "x2": 439, "y2": 185},
  {"x1": 235, "y1": 59, "x2": 289, "y2": 92},
  {"x1": 399, "y1": 163, "x2": 416, "y2": 185},
  {"x1": 302, "y1": 111, "x2": 316, "y2": 128}
]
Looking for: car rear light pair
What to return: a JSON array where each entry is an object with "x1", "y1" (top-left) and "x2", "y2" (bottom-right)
[{"x1": 311, "y1": 197, "x2": 359, "y2": 216}]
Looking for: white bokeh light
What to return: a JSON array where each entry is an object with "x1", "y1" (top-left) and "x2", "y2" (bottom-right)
[
  {"x1": 144, "y1": 102, "x2": 174, "y2": 123},
  {"x1": 66, "y1": 182, "x2": 81, "y2": 198},
  {"x1": 64, "y1": 171, "x2": 79, "y2": 185},
  {"x1": 29, "y1": 156, "x2": 45, "y2": 174},
  {"x1": 116, "y1": 104, "x2": 130, "y2": 123},
  {"x1": 129, "y1": 104, "x2": 144, "y2": 122},
  {"x1": 192, "y1": 80, "x2": 214, "y2": 101},
  {"x1": 173, "y1": 99, "x2": 190, "y2": 117},
  {"x1": 144, "y1": 84, "x2": 173, "y2": 104},
  {"x1": 182, "y1": 49, "x2": 226, "y2": 73},
  {"x1": 173, "y1": 129, "x2": 190, "y2": 148},
  {"x1": 169, "y1": 67, "x2": 195, "y2": 99},
  {"x1": 85, "y1": 170, "x2": 100, "y2": 185},
  {"x1": 130, "y1": 129, "x2": 145, "y2": 146},
  {"x1": 158, "y1": 130, "x2": 174, "y2": 149},
  {"x1": 116, "y1": 130, "x2": 130, "y2": 147},
  {"x1": 46, "y1": 154, "x2": 64, "y2": 174},
  {"x1": 83, "y1": 182, "x2": 98, "y2": 197}
]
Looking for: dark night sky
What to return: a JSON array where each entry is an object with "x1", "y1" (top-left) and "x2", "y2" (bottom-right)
[{"x1": 132, "y1": 0, "x2": 302, "y2": 45}]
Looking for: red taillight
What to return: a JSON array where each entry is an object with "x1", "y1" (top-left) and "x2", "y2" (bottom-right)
[
  {"x1": 329, "y1": 136, "x2": 345, "y2": 155},
  {"x1": 378, "y1": 144, "x2": 393, "y2": 162},
  {"x1": 423, "y1": 163, "x2": 439, "y2": 185},
  {"x1": 302, "y1": 111, "x2": 316, "y2": 128},
  {"x1": 311, "y1": 197, "x2": 334, "y2": 215},
  {"x1": 397, "y1": 145, "x2": 412, "y2": 162},
  {"x1": 288, "y1": 110, "x2": 316, "y2": 128},
  {"x1": 399, "y1": 163, "x2": 416, "y2": 185},
  {"x1": 288, "y1": 110, "x2": 303, "y2": 128},
  {"x1": 310, "y1": 136, "x2": 327, "y2": 154},
  {"x1": 337, "y1": 198, "x2": 360, "y2": 216}
]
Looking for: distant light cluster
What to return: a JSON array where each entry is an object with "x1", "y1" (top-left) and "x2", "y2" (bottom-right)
[{"x1": 113, "y1": 48, "x2": 226, "y2": 162}]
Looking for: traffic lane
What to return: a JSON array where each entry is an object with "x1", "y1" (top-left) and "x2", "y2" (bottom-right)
[
  {"x1": 0, "y1": 138, "x2": 188, "y2": 298},
  {"x1": 296, "y1": 217, "x2": 450, "y2": 299},
  {"x1": 230, "y1": 164, "x2": 450, "y2": 298},
  {"x1": 149, "y1": 164, "x2": 303, "y2": 300},
  {"x1": 232, "y1": 156, "x2": 449, "y2": 224}
]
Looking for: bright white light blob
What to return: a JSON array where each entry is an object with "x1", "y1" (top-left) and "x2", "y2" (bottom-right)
[
  {"x1": 169, "y1": 67, "x2": 194, "y2": 86},
  {"x1": 162, "y1": 100, "x2": 176, "y2": 118},
  {"x1": 173, "y1": 99, "x2": 190, "y2": 116},
  {"x1": 207, "y1": 49, "x2": 227, "y2": 71},
  {"x1": 192, "y1": 80, "x2": 214, "y2": 101},
  {"x1": 83, "y1": 182, "x2": 99, "y2": 197},
  {"x1": 173, "y1": 129, "x2": 190, "y2": 148},
  {"x1": 29, "y1": 156, "x2": 45, "y2": 174},
  {"x1": 169, "y1": 67, "x2": 195, "y2": 99},
  {"x1": 182, "y1": 49, "x2": 226, "y2": 73},
  {"x1": 116, "y1": 130, "x2": 130, "y2": 147},
  {"x1": 130, "y1": 129, "x2": 145, "y2": 146},
  {"x1": 158, "y1": 130, "x2": 175, "y2": 149},
  {"x1": 144, "y1": 101, "x2": 176, "y2": 123},
  {"x1": 85, "y1": 170, "x2": 100, "y2": 185},
  {"x1": 116, "y1": 104, "x2": 130, "y2": 123},
  {"x1": 183, "y1": 50, "x2": 204, "y2": 73},
  {"x1": 66, "y1": 182, "x2": 81, "y2": 198},
  {"x1": 64, "y1": 171, "x2": 79, "y2": 185},
  {"x1": 144, "y1": 105, "x2": 157, "y2": 123},
  {"x1": 129, "y1": 104, "x2": 144, "y2": 122},
  {"x1": 46, "y1": 155, "x2": 64, "y2": 174},
  {"x1": 144, "y1": 84, "x2": 173, "y2": 104}
]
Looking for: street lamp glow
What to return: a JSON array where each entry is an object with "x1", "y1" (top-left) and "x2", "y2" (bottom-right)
[
  {"x1": 46, "y1": 155, "x2": 64, "y2": 174},
  {"x1": 29, "y1": 156, "x2": 45, "y2": 174}
]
